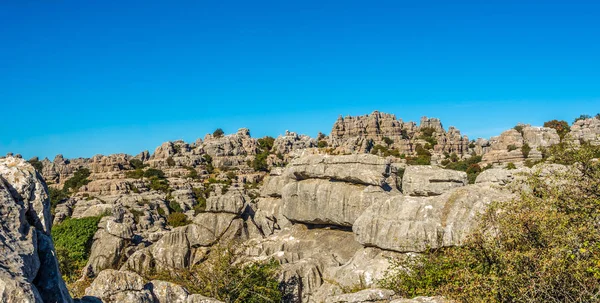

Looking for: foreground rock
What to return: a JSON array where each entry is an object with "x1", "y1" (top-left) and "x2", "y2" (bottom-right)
[
  {"x1": 0, "y1": 157, "x2": 72, "y2": 302},
  {"x1": 353, "y1": 184, "x2": 512, "y2": 252},
  {"x1": 401, "y1": 166, "x2": 467, "y2": 196}
]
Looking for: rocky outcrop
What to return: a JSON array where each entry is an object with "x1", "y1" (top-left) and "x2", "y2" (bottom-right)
[
  {"x1": 273, "y1": 131, "x2": 317, "y2": 155},
  {"x1": 329, "y1": 111, "x2": 470, "y2": 156},
  {"x1": 353, "y1": 184, "x2": 512, "y2": 252},
  {"x1": 325, "y1": 288, "x2": 395, "y2": 303},
  {"x1": 568, "y1": 117, "x2": 600, "y2": 145},
  {"x1": 401, "y1": 166, "x2": 467, "y2": 196},
  {"x1": 0, "y1": 157, "x2": 72, "y2": 302},
  {"x1": 281, "y1": 154, "x2": 395, "y2": 227}
]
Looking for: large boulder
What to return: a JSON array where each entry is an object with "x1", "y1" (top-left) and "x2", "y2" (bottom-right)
[
  {"x1": 401, "y1": 166, "x2": 467, "y2": 196},
  {"x1": 285, "y1": 154, "x2": 391, "y2": 187},
  {"x1": 282, "y1": 179, "x2": 390, "y2": 226},
  {"x1": 568, "y1": 117, "x2": 600, "y2": 145},
  {"x1": 85, "y1": 270, "x2": 153, "y2": 303},
  {"x1": 0, "y1": 156, "x2": 72, "y2": 303},
  {"x1": 353, "y1": 184, "x2": 512, "y2": 252}
]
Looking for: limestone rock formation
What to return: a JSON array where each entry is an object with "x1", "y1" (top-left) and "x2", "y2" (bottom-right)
[
  {"x1": 401, "y1": 166, "x2": 467, "y2": 196},
  {"x1": 0, "y1": 156, "x2": 72, "y2": 303},
  {"x1": 353, "y1": 184, "x2": 512, "y2": 252},
  {"x1": 568, "y1": 117, "x2": 600, "y2": 145}
]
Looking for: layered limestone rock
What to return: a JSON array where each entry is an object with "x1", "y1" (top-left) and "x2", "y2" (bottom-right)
[
  {"x1": 401, "y1": 166, "x2": 467, "y2": 196},
  {"x1": 568, "y1": 117, "x2": 600, "y2": 145},
  {"x1": 280, "y1": 154, "x2": 396, "y2": 227},
  {"x1": 482, "y1": 126, "x2": 560, "y2": 164},
  {"x1": 0, "y1": 157, "x2": 72, "y2": 302},
  {"x1": 273, "y1": 131, "x2": 317, "y2": 155},
  {"x1": 353, "y1": 184, "x2": 512, "y2": 252},
  {"x1": 328, "y1": 111, "x2": 470, "y2": 156},
  {"x1": 324, "y1": 288, "x2": 395, "y2": 303}
]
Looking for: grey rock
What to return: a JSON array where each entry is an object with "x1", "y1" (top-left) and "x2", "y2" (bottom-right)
[
  {"x1": 325, "y1": 288, "x2": 395, "y2": 303},
  {"x1": 402, "y1": 166, "x2": 467, "y2": 196},
  {"x1": 285, "y1": 154, "x2": 391, "y2": 187},
  {"x1": 205, "y1": 189, "x2": 247, "y2": 214},
  {"x1": 282, "y1": 179, "x2": 390, "y2": 226},
  {"x1": 353, "y1": 184, "x2": 512, "y2": 252}
]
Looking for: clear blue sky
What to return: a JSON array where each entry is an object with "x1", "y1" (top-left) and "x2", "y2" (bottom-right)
[{"x1": 1, "y1": 0, "x2": 598, "y2": 159}]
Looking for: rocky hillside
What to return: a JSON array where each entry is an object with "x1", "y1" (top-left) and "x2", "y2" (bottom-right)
[{"x1": 2, "y1": 112, "x2": 599, "y2": 303}]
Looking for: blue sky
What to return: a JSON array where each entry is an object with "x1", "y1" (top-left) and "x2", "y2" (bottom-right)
[{"x1": 1, "y1": 0, "x2": 598, "y2": 159}]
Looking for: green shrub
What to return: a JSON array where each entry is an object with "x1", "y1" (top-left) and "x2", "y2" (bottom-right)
[
  {"x1": 169, "y1": 200, "x2": 183, "y2": 213},
  {"x1": 167, "y1": 212, "x2": 191, "y2": 227},
  {"x1": 52, "y1": 216, "x2": 103, "y2": 282},
  {"x1": 213, "y1": 128, "x2": 225, "y2": 138},
  {"x1": 185, "y1": 167, "x2": 199, "y2": 179},
  {"x1": 27, "y1": 158, "x2": 43, "y2": 172},
  {"x1": 63, "y1": 168, "x2": 91, "y2": 192},
  {"x1": 506, "y1": 144, "x2": 518, "y2": 152},
  {"x1": 380, "y1": 144, "x2": 600, "y2": 302},
  {"x1": 513, "y1": 124, "x2": 524, "y2": 134},
  {"x1": 505, "y1": 162, "x2": 517, "y2": 169},
  {"x1": 318, "y1": 140, "x2": 328, "y2": 148},
  {"x1": 202, "y1": 154, "x2": 215, "y2": 174},
  {"x1": 258, "y1": 136, "x2": 275, "y2": 151},
  {"x1": 406, "y1": 144, "x2": 431, "y2": 165},
  {"x1": 574, "y1": 114, "x2": 592, "y2": 123},
  {"x1": 129, "y1": 159, "x2": 146, "y2": 169},
  {"x1": 468, "y1": 142, "x2": 476, "y2": 149},
  {"x1": 543, "y1": 120, "x2": 570, "y2": 139},
  {"x1": 521, "y1": 143, "x2": 531, "y2": 158},
  {"x1": 144, "y1": 168, "x2": 165, "y2": 179},
  {"x1": 49, "y1": 187, "x2": 69, "y2": 215},
  {"x1": 166, "y1": 157, "x2": 176, "y2": 167},
  {"x1": 149, "y1": 176, "x2": 169, "y2": 193},
  {"x1": 125, "y1": 169, "x2": 144, "y2": 179},
  {"x1": 149, "y1": 242, "x2": 283, "y2": 302},
  {"x1": 383, "y1": 137, "x2": 394, "y2": 146},
  {"x1": 400, "y1": 129, "x2": 410, "y2": 140},
  {"x1": 251, "y1": 151, "x2": 269, "y2": 172}
]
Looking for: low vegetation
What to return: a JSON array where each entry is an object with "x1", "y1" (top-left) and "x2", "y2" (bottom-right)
[
  {"x1": 213, "y1": 128, "x2": 225, "y2": 138},
  {"x1": 52, "y1": 216, "x2": 103, "y2": 283},
  {"x1": 442, "y1": 153, "x2": 484, "y2": 184},
  {"x1": 149, "y1": 242, "x2": 284, "y2": 302},
  {"x1": 379, "y1": 144, "x2": 600, "y2": 302},
  {"x1": 27, "y1": 158, "x2": 43, "y2": 172},
  {"x1": 406, "y1": 144, "x2": 431, "y2": 165}
]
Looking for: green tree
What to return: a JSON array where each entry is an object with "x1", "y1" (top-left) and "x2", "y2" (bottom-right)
[
  {"x1": 129, "y1": 159, "x2": 146, "y2": 169},
  {"x1": 574, "y1": 114, "x2": 592, "y2": 123},
  {"x1": 27, "y1": 158, "x2": 44, "y2": 172},
  {"x1": 63, "y1": 168, "x2": 91, "y2": 192},
  {"x1": 521, "y1": 143, "x2": 531, "y2": 158},
  {"x1": 258, "y1": 136, "x2": 275, "y2": 151},
  {"x1": 543, "y1": 120, "x2": 570, "y2": 139},
  {"x1": 213, "y1": 128, "x2": 225, "y2": 138},
  {"x1": 382, "y1": 137, "x2": 394, "y2": 147}
]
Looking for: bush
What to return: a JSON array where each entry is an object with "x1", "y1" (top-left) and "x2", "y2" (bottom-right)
[
  {"x1": 505, "y1": 162, "x2": 517, "y2": 169},
  {"x1": 513, "y1": 124, "x2": 524, "y2": 134},
  {"x1": 129, "y1": 159, "x2": 146, "y2": 169},
  {"x1": 202, "y1": 154, "x2": 215, "y2": 174},
  {"x1": 383, "y1": 137, "x2": 394, "y2": 146},
  {"x1": 52, "y1": 216, "x2": 103, "y2": 282},
  {"x1": 185, "y1": 167, "x2": 199, "y2": 179},
  {"x1": 506, "y1": 144, "x2": 518, "y2": 152},
  {"x1": 406, "y1": 144, "x2": 431, "y2": 165},
  {"x1": 213, "y1": 128, "x2": 225, "y2": 138},
  {"x1": 543, "y1": 120, "x2": 570, "y2": 139},
  {"x1": 521, "y1": 143, "x2": 531, "y2": 158},
  {"x1": 49, "y1": 187, "x2": 69, "y2": 215},
  {"x1": 166, "y1": 157, "x2": 176, "y2": 167},
  {"x1": 149, "y1": 242, "x2": 283, "y2": 302},
  {"x1": 574, "y1": 114, "x2": 592, "y2": 123},
  {"x1": 251, "y1": 151, "x2": 269, "y2": 172},
  {"x1": 149, "y1": 176, "x2": 169, "y2": 193},
  {"x1": 258, "y1": 136, "x2": 275, "y2": 151},
  {"x1": 144, "y1": 168, "x2": 165, "y2": 179},
  {"x1": 125, "y1": 169, "x2": 145, "y2": 179},
  {"x1": 27, "y1": 158, "x2": 43, "y2": 172},
  {"x1": 380, "y1": 144, "x2": 600, "y2": 302},
  {"x1": 169, "y1": 200, "x2": 184, "y2": 213},
  {"x1": 167, "y1": 212, "x2": 191, "y2": 227},
  {"x1": 317, "y1": 140, "x2": 328, "y2": 148},
  {"x1": 63, "y1": 168, "x2": 91, "y2": 192},
  {"x1": 400, "y1": 129, "x2": 410, "y2": 140}
]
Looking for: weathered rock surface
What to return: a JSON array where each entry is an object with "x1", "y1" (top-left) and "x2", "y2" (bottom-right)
[
  {"x1": 568, "y1": 117, "x2": 600, "y2": 145},
  {"x1": 0, "y1": 156, "x2": 72, "y2": 303},
  {"x1": 325, "y1": 288, "x2": 395, "y2": 303},
  {"x1": 285, "y1": 154, "x2": 391, "y2": 187},
  {"x1": 353, "y1": 184, "x2": 512, "y2": 252},
  {"x1": 402, "y1": 166, "x2": 467, "y2": 196},
  {"x1": 282, "y1": 179, "x2": 390, "y2": 226}
]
